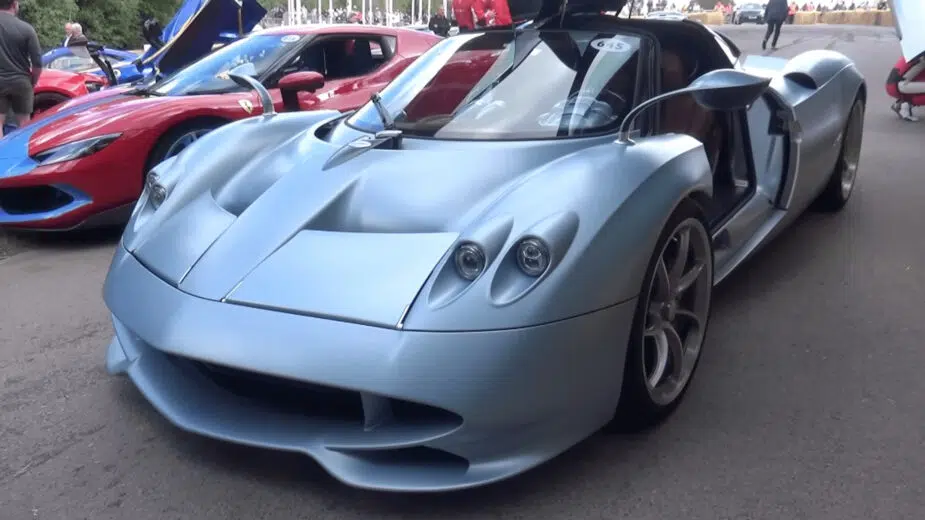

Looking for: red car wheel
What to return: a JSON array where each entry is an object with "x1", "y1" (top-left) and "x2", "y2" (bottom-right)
[{"x1": 32, "y1": 92, "x2": 71, "y2": 117}]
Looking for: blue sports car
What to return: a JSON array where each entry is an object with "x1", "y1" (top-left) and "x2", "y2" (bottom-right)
[
  {"x1": 103, "y1": 0, "x2": 866, "y2": 492},
  {"x1": 42, "y1": 0, "x2": 266, "y2": 86},
  {"x1": 42, "y1": 46, "x2": 139, "y2": 73}
]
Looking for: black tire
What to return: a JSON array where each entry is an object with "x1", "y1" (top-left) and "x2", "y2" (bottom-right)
[
  {"x1": 607, "y1": 199, "x2": 714, "y2": 433},
  {"x1": 32, "y1": 92, "x2": 70, "y2": 117},
  {"x1": 813, "y1": 97, "x2": 864, "y2": 213},
  {"x1": 145, "y1": 119, "x2": 224, "y2": 172}
]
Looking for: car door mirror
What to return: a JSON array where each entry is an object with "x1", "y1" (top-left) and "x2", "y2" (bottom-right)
[
  {"x1": 617, "y1": 68, "x2": 770, "y2": 142},
  {"x1": 686, "y1": 69, "x2": 771, "y2": 111},
  {"x1": 278, "y1": 71, "x2": 325, "y2": 93}
]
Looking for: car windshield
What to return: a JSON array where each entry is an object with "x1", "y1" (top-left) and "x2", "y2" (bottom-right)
[
  {"x1": 741, "y1": 3, "x2": 761, "y2": 9},
  {"x1": 347, "y1": 29, "x2": 643, "y2": 140},
  {"x1": 49, "y1": 56, "x2": 96, "y2": 71},
  {"x1": 153, "y1": 33, "x2": 304, "y2": 96}
]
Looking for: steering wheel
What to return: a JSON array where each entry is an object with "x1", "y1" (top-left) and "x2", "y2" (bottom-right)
[
  {"x1": 598, "y1": 88, "x2": 629, "y2": 116},
  {"x1": 538, "y1": 90, "x2": 624, "y2": 131}
]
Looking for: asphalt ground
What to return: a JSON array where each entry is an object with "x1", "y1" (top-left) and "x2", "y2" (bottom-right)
[{"x1": 3, "y1": 23, "x2": 925, "y2": 520}]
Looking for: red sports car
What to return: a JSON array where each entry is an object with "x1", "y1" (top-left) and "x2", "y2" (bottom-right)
[
  {"x1": 0, "y1": 25, "x2": 439, "y2": 230},
  {"x1": 32, "y1": 68, "x2": 108, "y2": 116}
]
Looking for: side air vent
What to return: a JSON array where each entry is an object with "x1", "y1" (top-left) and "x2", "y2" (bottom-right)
[{"x1": 783, "y1": 72, "x2": 817, "y2": 90}]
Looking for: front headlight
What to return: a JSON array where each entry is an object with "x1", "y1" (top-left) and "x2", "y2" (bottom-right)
[
  {"x1": 31, "y1": 133, "x2": 121, "y2": 166},
  {"x1": 145, "y1": 171, "x2": 168, "y2": 208},
  {"x1": 454, "y1": 242, "x2": 486, "y2": 281},
  {"x1": 515, "y1": 237, "x2": 550, "y2": 277}
]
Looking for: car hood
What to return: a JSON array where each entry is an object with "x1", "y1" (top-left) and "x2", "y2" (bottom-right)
[
  {"x1": 125, "y1": 115, "x2": 597, "y2": 328},
  {"x1": 891, "y1": 0, "x2": 925, "y2": 62},
  {"x1": 26, "y1": 92, "x2": 228, "y2": 156},
  {"x1": 138, "y1": 0, "x2": 266, "y2": 75}
]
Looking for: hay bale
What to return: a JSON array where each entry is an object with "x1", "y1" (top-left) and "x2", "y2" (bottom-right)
[{"x1": 794, "y1": 11, "x2": 818, "y2": 24}]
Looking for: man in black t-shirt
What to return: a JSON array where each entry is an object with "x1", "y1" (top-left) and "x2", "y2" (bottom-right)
[
  {"x1": 0, "y1": 0, "x2": 41, "y2": 133},
  {"x1": 428, "y1": 8, "x2": 451, "y2": 37}
]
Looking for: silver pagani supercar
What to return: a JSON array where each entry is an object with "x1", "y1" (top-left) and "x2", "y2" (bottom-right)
[{"x1": 103, "y1": 0, "x2": 866, "y2": 492}]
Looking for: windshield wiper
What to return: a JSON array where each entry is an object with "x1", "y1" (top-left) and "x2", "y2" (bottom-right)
[{"x1": 369, "y1": 93, "x2": 394, "y2": 130}]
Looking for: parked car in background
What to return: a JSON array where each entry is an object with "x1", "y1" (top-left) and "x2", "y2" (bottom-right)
[
  {"x1": 21, "y1": 0, "x2": 267, "y2": 125},
  {"x1": 42, "y1": 46, "x2": 138, "y2": 73},
  {"x1": 733, "y1": 3, "x2": 764, "y2": 24},
  {"x1": 0, "y1": 25, "x2": 440, "y2": 230}
]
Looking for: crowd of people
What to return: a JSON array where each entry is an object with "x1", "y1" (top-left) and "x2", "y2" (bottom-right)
[
  {"x1": 644, "y1": 0, "x2": 889, "y2": 15},
  {"x1": 262, "y1": 0, "x2": 510, "y2": 31}
]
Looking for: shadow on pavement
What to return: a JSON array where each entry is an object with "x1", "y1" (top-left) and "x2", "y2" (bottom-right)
[{"x1": 0, "y1": 226, "x2": 123, "y2": 261}]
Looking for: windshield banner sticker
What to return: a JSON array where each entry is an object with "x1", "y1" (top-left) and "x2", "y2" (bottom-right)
[
  {"x1": 590, "y1": 38, "x2": 632, "y2": 53},
  {"x1": 281, "y1": 35, "x2": 300, "y2": 43}
]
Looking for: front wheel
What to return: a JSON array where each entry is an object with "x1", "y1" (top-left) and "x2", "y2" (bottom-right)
[
  {"x1": 814, "y1": 97, "x2": 864, "y2": 212},
  {"x1": 146, "y1": 120, "x2": 223, "y2": 172},
  {"x1": 609, "y1": 199, "x2": 714, "y2": 432},
  {"x1": 32, "y1": 92, "x2": 71, "y2": 118}
]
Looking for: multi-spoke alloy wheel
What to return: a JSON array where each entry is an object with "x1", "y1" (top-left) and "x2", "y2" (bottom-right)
[
  {"x1": 146, "y1": 122, "x2": 222, "y2": 177},
  {"x1": 839, "y1": 100, "x2": 864, "y2": 200},
  {"x1": 163, "y1": 128, "x2": 213, "y2": 159},
  {"x1": 641, "y1": 217, "x2": 713, "y2": 406},
  {"x1": 610, "y1": 200, "x2": 714, "y2": 432},
  {"x1": 815, "y1": 96, "x2": 864, "y2": 212}
]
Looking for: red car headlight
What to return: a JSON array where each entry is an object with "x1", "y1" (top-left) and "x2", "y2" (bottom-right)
[{"x1": 30, "y1": 133, "x2": 121, "y2": 166}]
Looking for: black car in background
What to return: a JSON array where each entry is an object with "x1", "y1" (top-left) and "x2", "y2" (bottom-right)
[{"x1": 733, "y1": 2, "x2": 764, "y2": 23}]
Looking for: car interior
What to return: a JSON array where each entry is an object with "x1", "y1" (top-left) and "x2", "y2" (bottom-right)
[
  {"x1": 279, "y1": 36, "x2": 392, "y2": 82},
  {"x1": 628, "y1": 19, "x2": 756, "y2": 225},
  {"x1": 565, "y1": 15, "x2": 756, "y2": 225}
]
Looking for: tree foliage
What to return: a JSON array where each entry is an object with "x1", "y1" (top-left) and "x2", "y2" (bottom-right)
[
  {"x1": 19, "y1": 0, "x2": 78, "y2": 48},
  {"x1": 20, "y1": 0, "x2": 442, "y2": 51},
  {"x1": 20, "y1": 0, "x2": 181, "y2": 50}
]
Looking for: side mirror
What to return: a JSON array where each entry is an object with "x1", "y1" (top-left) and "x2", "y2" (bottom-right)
[
  {"x1": 617, "y1": 69, "x2": 771, "y2": 142},
  {"x1": 686, "y1": 69, "x2": 771, "y2": 111},
  {"x1": 278, "y1": 71, "x2": 325, "y2": 93}
]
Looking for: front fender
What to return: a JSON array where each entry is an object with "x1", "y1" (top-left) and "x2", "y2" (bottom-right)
[
  {"x1": 781, "y1": 49, "x2": 857, "y2": 90},
  {"x1": 403, "y1": 134, "x2": 712, "y2": 331},
  {"x1": 123, "y1": 110, "x2": 342, "y2": 251}
]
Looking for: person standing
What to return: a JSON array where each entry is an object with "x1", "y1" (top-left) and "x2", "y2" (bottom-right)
[
  {"x1": 485, "y1": 0, "x2": 512, "y2": 26},
  {"x1": 62, "y1": 22, "x2": 73, "y2": 46},
  {"x1": 0, "y1": 0, "x2": 42, "y2": 133},
  {"x1": 428, "y1": 8, "x2": 451, "y2": 37},
  {"x1": 762, "y1": 0, "x2": 789, "y2": 51},
  {"x1": 451, "y1": 0, "x2": 486, "y2": 32},
  {"x1": 65, "y1": 23, "x2": 88, "y2": 47}
]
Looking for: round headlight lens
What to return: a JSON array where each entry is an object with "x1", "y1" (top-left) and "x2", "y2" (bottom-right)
[
  {"x1": 146, "y1": 172, "x2": 167, "y2": 208},
  {"x1": 454, "y1": 242, "x2": 486, "y2": 281},
  {"x1": 516, "y1": 238, "x2": 550, "y2": 277}
]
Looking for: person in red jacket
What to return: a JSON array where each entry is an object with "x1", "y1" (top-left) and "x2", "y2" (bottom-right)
[
  {"x1": 485, "y1": 0, "x2": 512, "y2": 26},
  {"x1": 452, "y1": 0, "x2": 486, "y2": 31},
  {"x1": 886, "y1": 55, "x2": 925, "y2": 122}
]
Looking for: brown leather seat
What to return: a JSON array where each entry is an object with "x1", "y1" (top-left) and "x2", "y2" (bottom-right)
[{"x1": 660, "y1": 50, "x2": 722, "y2": 171}]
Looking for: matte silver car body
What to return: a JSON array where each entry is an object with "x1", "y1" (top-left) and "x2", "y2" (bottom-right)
[{"x1": 103, "y1": 19, "x2": 866, "y2": 491}]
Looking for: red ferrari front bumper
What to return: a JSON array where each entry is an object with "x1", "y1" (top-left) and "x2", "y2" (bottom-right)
[{"x1": 0, "y1": 146, "x2": 142, "y2": 231}]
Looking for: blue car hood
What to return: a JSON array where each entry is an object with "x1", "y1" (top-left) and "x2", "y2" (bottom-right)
[{"x1": 138, "y1": 0, "x2": 267, "y2": 75}]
